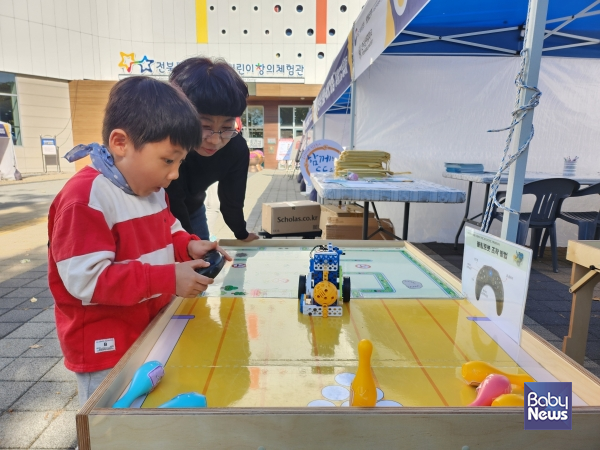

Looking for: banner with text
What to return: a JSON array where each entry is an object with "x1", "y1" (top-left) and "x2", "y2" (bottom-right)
[
  {"x1": 352, "y1": 0, "x2": 429, "y2": 80},
  {"x1": 315, "y1": 35, "x2": 352, "y2": 119},
  {"x1": 300, "y1": 140, "x2": 343, "y2": 184}
]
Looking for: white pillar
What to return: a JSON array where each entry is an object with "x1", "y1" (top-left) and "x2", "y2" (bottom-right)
[{"x1": 501, "y1": 0, "x2": 549, "y2": 242}]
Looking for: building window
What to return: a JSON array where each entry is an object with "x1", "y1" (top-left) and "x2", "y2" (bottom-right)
[
  {"x1": 241, "y1": 106, "x2": 264, "y2": 149},
  {"x1": 279, "y1": 106, "x2": 309, "y2": 139},
  {"x1": 0, "y1": 72, "x2": 21, "y2": 146}
]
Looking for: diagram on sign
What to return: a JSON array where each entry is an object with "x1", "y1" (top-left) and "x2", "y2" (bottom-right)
[{"x1": 202, "y1": 247, "x2": 462, "y2": 299}]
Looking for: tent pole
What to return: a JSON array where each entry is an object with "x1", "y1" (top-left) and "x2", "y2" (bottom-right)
[
  {"x1": 349, "y1": 80, "x2": 356, "y2": 149},
  {"x1": 500, "y1": 0, "x2": 549, "y2": 243},
  {"x1": 322, "y1": 114, "x2": 326, "y2": 140}
]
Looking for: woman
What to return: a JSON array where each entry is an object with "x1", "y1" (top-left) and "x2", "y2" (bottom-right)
[{"x1": 167, "y1": 57, "x2": 259, "y2": 242}]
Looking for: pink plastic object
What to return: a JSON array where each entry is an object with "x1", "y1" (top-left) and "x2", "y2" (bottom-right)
[
  {"x1": 468, "y1": 374, "x2": 511, "y2": 406},
  {"x1": 347, "y1": 172, "x2": 359, "y2": 181}
]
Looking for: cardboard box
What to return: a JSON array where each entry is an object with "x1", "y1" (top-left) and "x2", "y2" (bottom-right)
[
  {"x1": 262, "y1": 200, "x2": 321, "y2": 235},
  {"x1": 319, "y1": 204, "x2": 374, "y2": 232},
  {"x1": 323, "y1": 217, "x2": 396, "y2": 240}
]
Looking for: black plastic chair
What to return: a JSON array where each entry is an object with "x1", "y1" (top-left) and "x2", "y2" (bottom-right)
[
  {"x1": 539, "y1": 182, "x2": 600, "y2": 257},
  {"x1": 490, "y1": 178, "x2": 580, "y2": 272}
]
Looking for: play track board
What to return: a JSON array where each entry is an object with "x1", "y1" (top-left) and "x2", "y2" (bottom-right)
[
  {"x1": 203, "y1": 247, "x2": 461, "y2": 299},
  {"x1": 123, "y1": 297, "x2": 580, "y2": 409}
]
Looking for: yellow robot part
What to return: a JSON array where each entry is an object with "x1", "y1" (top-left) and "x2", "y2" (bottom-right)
[{"x1": 313, "y1": 281, "x2": 338, "y2": 307}]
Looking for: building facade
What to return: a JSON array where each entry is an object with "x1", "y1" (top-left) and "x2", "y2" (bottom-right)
[{"x1": 0, "y1": 0, "x2": 365, "y2": 172}]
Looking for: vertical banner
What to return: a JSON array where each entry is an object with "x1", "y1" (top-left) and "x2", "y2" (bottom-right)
[
  {"x1": 462, "y1": 228, "x2": 532, "y2": 344},
  {"x1": 353, "y1": 0, "x2": 429, "y2": 80},
  {"x1": 315, "y1": 34, "x2": 353, "y2": 119}
]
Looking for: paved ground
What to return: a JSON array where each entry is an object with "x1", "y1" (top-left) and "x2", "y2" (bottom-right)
[{"x1": 0, "y1": 169, "x2": 598, "y2": 449}]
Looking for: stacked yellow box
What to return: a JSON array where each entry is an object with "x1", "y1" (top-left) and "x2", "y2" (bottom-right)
[{"x1": 334, "y1": 150, "x2": 393, "y2": 178}]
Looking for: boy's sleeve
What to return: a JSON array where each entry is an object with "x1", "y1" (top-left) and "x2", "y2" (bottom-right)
[
  {"x1": 170, "y1": 213, "x2": 200, "y2": 262},
  {"x1": 51, "y1": 202, "x2": 176, "y2": 306}
]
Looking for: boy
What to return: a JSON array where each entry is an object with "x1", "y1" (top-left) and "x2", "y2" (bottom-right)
[
  {"x1": 166, "y1": 57, "x2": 259, "y2": 242},
  {"x1": 48, "y1": 76, "x2": 230, "y2": 407}
]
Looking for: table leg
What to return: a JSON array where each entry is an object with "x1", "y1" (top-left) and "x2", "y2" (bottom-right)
[
  {"x1": 562, "y1": 263, "x2": 600, "y2": 364},
  {"x1": 362, "y1": 202, "x2": 369, "y2": 240},
  {"x1": 403, "y1": 203, "x2": 410, "y2": 241},
  {"x1": 454, "y1": 182, "x2": 473, "y2": 250},
  {"x1": 482, "y1": 183, "x2": 490, "y2": 220}
]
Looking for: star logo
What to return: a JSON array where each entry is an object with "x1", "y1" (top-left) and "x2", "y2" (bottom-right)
[
  {"x1": 136, "y1": 55, "x2": 155, "y2": 73},
  {"x1": 118, "y1": 52, "x2": 136, "y2": 72},
  {"x1": 256, "y1": 63, "x2": 264, "y2": 71}
]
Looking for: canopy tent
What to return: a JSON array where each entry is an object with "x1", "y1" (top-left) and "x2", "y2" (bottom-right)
[
  {"x1": 308, "y1": 0, "x2": 600, "y2": 244},
  {"x1": 313, "y1": 0, "x2": 600, "y2": 118}
]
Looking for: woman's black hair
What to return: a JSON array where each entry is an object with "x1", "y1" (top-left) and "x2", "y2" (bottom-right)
[
  {"x1": 102, "y1": 76, "x2": 202, "y2": 151},
  {"x1": 169, "y1": 57, "x2": 248, "y2": 117}
]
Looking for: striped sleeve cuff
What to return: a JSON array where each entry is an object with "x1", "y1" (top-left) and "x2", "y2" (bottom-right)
[{"x1": 147, "y1": 264, "x2": 176, "y2": 297}]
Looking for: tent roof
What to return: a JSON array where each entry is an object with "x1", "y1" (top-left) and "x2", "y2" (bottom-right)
[
  {"x1": 325, "y1": 87, "x2": 352, "y2": 115},
  {"x1": 387, "y1": 0, "x2": 600, "y2": 58},
  {"x1": 320, "y1": 0, "x2": 600, "y2": 116}
]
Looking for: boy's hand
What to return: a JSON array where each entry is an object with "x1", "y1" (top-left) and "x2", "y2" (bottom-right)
[
  {"x1": 175, "y1": 260, "x2": 214, "y2": 298},
  {"x1": 241, "y1": 232, "x2": 260, "y2": 242},
  {"x1": 187, "y1": 240, "x2": 232, "y2": 261}
]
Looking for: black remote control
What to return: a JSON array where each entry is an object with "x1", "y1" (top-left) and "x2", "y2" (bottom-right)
[{"x1": 195, "y1": 250, "x2": 225, "y2": 279}]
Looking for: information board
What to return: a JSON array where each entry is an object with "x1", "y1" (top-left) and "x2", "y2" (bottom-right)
[
  {"x1": 276, "y1": 138, "x2": 293, "y2": 161},
  {"x1": 462, "y1": 228, "x2": 532, "y2": 344}
]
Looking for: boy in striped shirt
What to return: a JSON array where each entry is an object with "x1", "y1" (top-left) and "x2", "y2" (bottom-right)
[{"x1": 48, "y1": 77, "x2": 230, "y2": 407}]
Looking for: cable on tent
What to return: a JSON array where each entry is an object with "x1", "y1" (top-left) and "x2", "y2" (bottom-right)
[{"x1": 480, "y1": 1, "x2": 542, "y2": 234}]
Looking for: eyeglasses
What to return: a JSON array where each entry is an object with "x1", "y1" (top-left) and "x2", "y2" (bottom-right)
[{"x1": 202, "y1": 129, "x2": 239, "y2": 140}]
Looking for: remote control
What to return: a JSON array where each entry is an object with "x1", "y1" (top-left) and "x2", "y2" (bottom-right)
[{"x1": 195, "y1": 250, "x2": 225, "y2": 279}]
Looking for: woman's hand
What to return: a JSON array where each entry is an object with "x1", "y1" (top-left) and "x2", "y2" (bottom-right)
[{"x1": 187, "y1": 240, "x2": 232, "y2": 261}]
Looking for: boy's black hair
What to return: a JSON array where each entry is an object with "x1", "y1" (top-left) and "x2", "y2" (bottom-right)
[
  {"x1": 169, "y1": 57, "x2": 248, "y2": 117},
  {"x1": 102, "y1": 76, "x2": 202, "y2": 151}
]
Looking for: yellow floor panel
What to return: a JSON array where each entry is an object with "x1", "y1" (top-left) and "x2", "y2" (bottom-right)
[{"x1": 141, "y1": 297, "x2": 537, "y2": 408}]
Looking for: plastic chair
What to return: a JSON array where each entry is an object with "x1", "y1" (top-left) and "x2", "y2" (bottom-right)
[
  {"x1": 490, "y1": 178, "x2": 580, "y2": 272},
  {"x1": 539, "y1": 182, "x2": 600, "y2": 257}
]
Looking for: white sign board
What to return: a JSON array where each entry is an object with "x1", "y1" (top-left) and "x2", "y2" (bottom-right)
[
  {"x1": 462, "y1": 228, "x2": 532, "y2": 344},
  {"x1": 0, "y1": 122, "x2": 19, "y2": 180},
  {"x1": 247, "y1": 138, "x2": 264, "y2": 149},
  {"x1": 299, "y1": 139, "x2": 343, "y2": 184},
  {"x1": 276, "y1": 138, "x2": 293, "y2": 161}
]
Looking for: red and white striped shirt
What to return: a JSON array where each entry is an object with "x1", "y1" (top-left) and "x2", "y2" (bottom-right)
[{"x1": 48, "y1": 166, "x2": 198, "y2": 373}]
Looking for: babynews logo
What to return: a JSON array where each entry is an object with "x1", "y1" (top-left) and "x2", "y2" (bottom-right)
[{"x1": 524, "y1": 382, "x2": 572, "y2": 430}]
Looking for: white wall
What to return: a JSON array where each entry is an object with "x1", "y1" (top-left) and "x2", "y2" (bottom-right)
[
  {"x1": 0, "y1": 0, "x2": 367, "y2": 84},
  {"x1": 14, "y1": 75, "x2": 75, "y2": 173},
  {"x1": 355, "y1": 55, "x2": 600, "y2": 245}
]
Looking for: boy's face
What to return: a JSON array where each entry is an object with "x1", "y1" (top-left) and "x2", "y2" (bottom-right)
[
  {"x1": 197, "y1": 114, "x2": 237, "y2": 157},
  {"x1": 110, "y1": 131, "x2": 187, "y2": 197}
]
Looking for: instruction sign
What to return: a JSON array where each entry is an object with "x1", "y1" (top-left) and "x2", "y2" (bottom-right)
[{"x1": 462, "y1": 228, "x2": 532, "y2": 344}]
